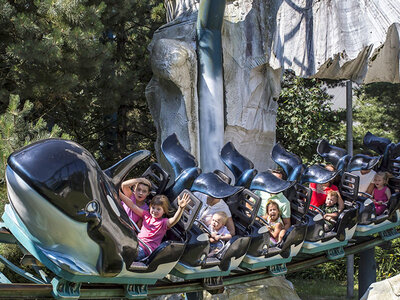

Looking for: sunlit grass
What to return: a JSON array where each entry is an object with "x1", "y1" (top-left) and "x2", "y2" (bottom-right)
[{"x1": 290, "y1": 278, "x2": 359, "y2": 300}]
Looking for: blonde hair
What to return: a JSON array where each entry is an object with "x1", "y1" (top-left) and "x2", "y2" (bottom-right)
[
  {"x1": 375, "y1": 171, "x2": 390, "y2": 185},
  {"x1": 327, "y1": 190, "x2": 339, "y2": 201},
  {"x1": 213, "y1": 211, "x2": 228, "y2": 225},
  {"x1": 150, "y1": 195, "x2": 170, "y2": 216},
  {"x1": 266, "y1": 199, "x2": 281, "y2": 217}
]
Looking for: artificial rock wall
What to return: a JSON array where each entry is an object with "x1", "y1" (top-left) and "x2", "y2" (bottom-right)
[{"x1": 146, "y1": 0, "x2": 400, "y2": 176}]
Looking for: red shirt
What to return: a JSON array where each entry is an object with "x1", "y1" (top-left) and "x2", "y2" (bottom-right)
[
  {"x1": 137, "y1": 211, "x2": 168, "y2": 255},
  {"x1": 309, "y1": 182, "x2": 338, "y2": 208}
]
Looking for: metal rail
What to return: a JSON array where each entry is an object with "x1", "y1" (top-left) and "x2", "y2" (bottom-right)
[{"x1": 0, "y1": 235, "x2": 388, "y2": 299}]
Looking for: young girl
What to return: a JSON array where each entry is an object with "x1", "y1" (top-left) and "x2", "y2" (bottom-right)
[
  {"x1": 372, "y1": 172, "x2": 392, "y2": 215},
  {"x1": 119, "y1": 190, "x2": 190, "y2": 261},
  {"x1": 207, "y1": 211, "x2": 232, "y2": 256},
  {"x1": 120, "y1": 177, "x2": 152, "y2": 228},
  {"x1": 263, "y1": 200, "x2": 286, "y2": 246}
]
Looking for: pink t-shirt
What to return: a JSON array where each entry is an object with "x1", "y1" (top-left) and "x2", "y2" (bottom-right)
[
  {"x1": 122, "y1": 194, "x2": 149, "y2": 224},
  {"x1": 373, "y1": 186, "x2": 389, "y2": 203},
  {"x1": 137, "y1": 211, "x2": 169, "y2": 255}
]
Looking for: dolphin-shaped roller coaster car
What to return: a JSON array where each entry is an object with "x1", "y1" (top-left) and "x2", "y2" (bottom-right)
[{"x1": 4, "y1": 139, "x2": 151, "y2": 279}]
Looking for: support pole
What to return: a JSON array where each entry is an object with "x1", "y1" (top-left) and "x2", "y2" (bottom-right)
[
  {"x1": 346, "y1": 80, "x2": 354, "y2": 299},
  {"x1": 350, "y1": 80, "x2": 376, "y2": 299},
  {"x1": 358, "y1": 248, "x2": 376, "y2": 298}
]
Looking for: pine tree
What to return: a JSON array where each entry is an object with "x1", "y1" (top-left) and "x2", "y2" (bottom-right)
[
  {"x1": 0, "y1": 0, "x2": 165, "y2": 168},
  {"x1": 0, "y1": 94, "x2": 68, "y2": 184}
]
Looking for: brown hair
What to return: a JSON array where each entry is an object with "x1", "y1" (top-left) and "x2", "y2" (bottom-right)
[
  {"x1": 213, "y1": 211, "x2": 228, "y2": 225},
  {"x1": 134, "y1": 178, "x2": 151, "y2": 191},
  {"x1": 266, "y1": 199, "x2": 281, "y2": 216},
  {"x1": 150, "y1": 195, "x2": 170, "y2": 216}
]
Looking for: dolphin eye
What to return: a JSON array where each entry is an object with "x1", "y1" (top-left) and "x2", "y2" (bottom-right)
[{"x1": 86, "y1": 200, "x2": 99, "y2": 213}]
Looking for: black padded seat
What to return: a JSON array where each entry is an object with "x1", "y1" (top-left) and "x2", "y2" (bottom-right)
[{"x1": 203, "y1": 257, "x2": 220, "y2": 268}]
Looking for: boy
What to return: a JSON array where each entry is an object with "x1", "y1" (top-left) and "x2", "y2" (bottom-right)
[
  {"x1": 120, "y1": 177, "x2": 152, "y2": 228},
  {"x1": 320, "y1": 190, "x2": 340, "y2": 231}
]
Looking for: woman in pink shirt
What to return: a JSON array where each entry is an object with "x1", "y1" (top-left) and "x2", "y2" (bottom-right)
[
  {"x1": 119, "y1": 191, "x2": 190, "y2": 261},
  {"x1": 120, "y1": 177, "x2": 152, "y2": 228}
]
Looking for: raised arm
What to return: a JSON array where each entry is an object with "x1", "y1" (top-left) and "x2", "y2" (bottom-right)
[
  {"x1": 168, "y1": 193, "x2": 190, "y2": 228},
  {"x1": 121, "y1": 178, "x2": 141, "y2": 197},
  {"x1": 119, "y1": 190, "x2": 144, "y2": 217}
]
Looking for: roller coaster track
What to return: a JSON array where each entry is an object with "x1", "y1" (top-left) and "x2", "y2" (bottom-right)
[{"x1": 0, "y1": 234, "x2": 391, "y2": 299}]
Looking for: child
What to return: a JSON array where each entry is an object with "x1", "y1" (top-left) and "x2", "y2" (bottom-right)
[
  {"x1": 119, "y1": 190, "x2": 190, "y2": 261},
  {"x1": 263, "y1": 200, "x2": 286, "y2": 246},
  {"x1": 207, "y1": 211, "x2": 232, "y2": 256},
  {"x1": 372, "y1": 172, "x2": 392, "y2": 215},
  {"x1": 320, "y1": 190, "x2": 340, "y2": 231},
  {"x1": 120, "y1": 178, "x2": 152, "y2": 228},
  {"x1": 309, "y1": 165, "x2": 344, "y2": 212}
]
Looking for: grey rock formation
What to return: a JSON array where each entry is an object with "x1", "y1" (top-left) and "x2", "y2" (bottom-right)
[
  {"x1": 150, "y1": 276, "x2": 300, "y2": 300},
  {"x1": 146, "y1": 0, "x2": 400, "y2": 175},
  {"x1": 360, "y1": 273, "x2": 400, "y2": 299}
]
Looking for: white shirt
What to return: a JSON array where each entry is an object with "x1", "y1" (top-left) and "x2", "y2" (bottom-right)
[
  {"x1": 194, "y1": 192, "x2": 232, "y2": 224},
  {"x1": 352, "y1": 170, "x2": 376, "y2": 193},
  {"x1": 208, "y1": 224, "x2": 230, "y2": 236}
]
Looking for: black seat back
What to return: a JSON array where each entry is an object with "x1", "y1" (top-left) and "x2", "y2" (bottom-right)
[
  {"x1": 171, "y1": 189, "x2": 202, "y2": 232},
  {"x1": 226, "y1": 189, "x2": 261, "y2": 229},
  {"x1": 339, "y1": 172, "x2": 359, "y2": 202},
  {"x1": 141, "y1": 163, "x2": 170, "y2": 195},
  {"x1": 288, "y1": 184, "x2": 311, "y2": 218}
]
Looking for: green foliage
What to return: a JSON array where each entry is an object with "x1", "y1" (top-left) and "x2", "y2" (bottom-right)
[
  {"x1": 0, "y1": 94, "x2": 68, "y2": 183},
  {"x1": 0, "y1": 94, "x2": 68, "y2": 283},
  {"x1": 353, "y1": 83, "x2": 400, "y2": 150},
  {"x1": 289, "y1": 239, "x2": 400, "y2": 285},
  {"x1": 276, "y1": 71, "x2": 346, "y2": 164},
  {"x1": 375, "y1": 239, "x2": 400, "y2": 280},
  {"x1": 0, "y1": 0, "x2": 164, "y2": 168}
]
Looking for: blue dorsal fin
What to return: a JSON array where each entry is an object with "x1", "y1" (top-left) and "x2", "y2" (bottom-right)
[
  {"x1": 317, "y1": 139, "x2": 350, "y2": 171},
  {"x1": 347, "y1": 154, "x2": 381, "y2": 172},
  {"x1": 220, "y1": 142, "x2": 254, "y2": 182},
  {"x1": 300, "y1": 164, "x2": 339, "y2": 184},
  {"x1": 191, "y1": 172, "x2": 243, "y2": 198},
  {"x1": 250, "y1": 170, "x2": 295, "y2": 194},
  {"x1": 104, "y1": 150, "x2": 151, "y2": 186},
  {"x1": 161, "y1": 133, "x2": 198, "y2": 178},
  {"x1": 363, "y1": 132, "x2": 391, "y2": 155},
  {"x1": 271, "y1": 143, "x2": 303, "y2": 181}
]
